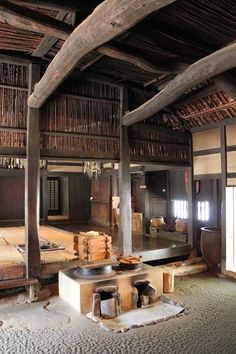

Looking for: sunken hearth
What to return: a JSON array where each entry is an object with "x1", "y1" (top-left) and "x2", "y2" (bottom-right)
[{"x1": 17, "y1": 239, "x2": 65, "y2": 253}]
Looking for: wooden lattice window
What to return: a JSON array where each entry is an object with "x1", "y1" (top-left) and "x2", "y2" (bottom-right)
[{"x1": 47, "y1": 177, "x2": 60, "y2": 215}]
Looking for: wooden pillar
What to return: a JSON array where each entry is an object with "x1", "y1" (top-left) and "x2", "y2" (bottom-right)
[
  {"x1": 220, "y1": 125, "x2": 227, "y2": 274},
  {"x1": 188, "y1": 137, "x2": 197, "y2": 256},
  {"x1": 144, "y1": 174, "x2": 150, "y2": 234},
  {"x1": 166, "y1": 171, "x2": 171, "y2": 218},
  {"x1": 42, "y1": 169, "x2": 48, "y2": 223},
  {"x1": 25, "y1": 63, "x2": 41, "y2": 279},
  {"x1": 119, "y1": 88, "x2": 132, "y2": 256},
  {"x1": 119, "y1": 126, "x2": 132, "y2": 255}
]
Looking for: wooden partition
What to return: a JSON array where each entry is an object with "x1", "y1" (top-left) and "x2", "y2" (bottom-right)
[
  {"x1": 192, "y1": 119, "x2": 236, "y2": 184},
  {"x1": 192, "y1": 128, "x2": 221, "y2": 177},
  {"x1": 90, "y1": 175, "x2": 112, "y2": 227}
]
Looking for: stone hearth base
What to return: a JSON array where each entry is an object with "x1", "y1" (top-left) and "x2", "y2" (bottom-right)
[{"x1": 59, "y1": 265, "x2": 163, "y2": 314}]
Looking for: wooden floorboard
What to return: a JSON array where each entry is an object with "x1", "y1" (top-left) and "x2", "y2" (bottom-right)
[{"x1": 0, "y1": 226, "x2": 78, "y2": 280}]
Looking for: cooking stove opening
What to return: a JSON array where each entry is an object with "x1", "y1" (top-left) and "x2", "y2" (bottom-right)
[
  {"x1": 92, "y1": 285, "x2": 121, "y2": 319},
  {"x1": 133, "y1": 279, "x2": 156, "y2": 308}
]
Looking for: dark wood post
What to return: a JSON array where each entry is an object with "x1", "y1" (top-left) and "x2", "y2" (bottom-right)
[
  {"x1": 188, "y1": 137, "x2": 197, "y2": 256},
  {"x1": 25, "y1": 63, "x2": 41, "y2": 279},
  {"x1": 42, "y1": 169, "x2": 48, "y2": 223},
  {"x1": 144, "y1": 174, "x2": 150, "y2": 234},
  {"x1": 119, "y1": 88, "x2": 132, "y2": 256},
  {"x1": 220, "y1": 125, "x2": 227, "y2": 274}
]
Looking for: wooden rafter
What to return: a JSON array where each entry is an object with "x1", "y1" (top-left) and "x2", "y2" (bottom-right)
[
  {"x1": 97, "y1": 45, "x2": 186, "y2": 74},
  {"x1": 123, "y1": 43, "x2": 236, "y2": 126},
  {"x1": 13, "y1": 0, "x2": 100, "y2": 13},
  {"x1": 0, "y1": 1, "x2": 183, "y2": 76},
  {"x1": 0, "y1": 0, "x2": 72, "y2": 40},
  {"x1": 80, "y1": 54, "x2": 104, "y2": 71},
  {"x1": 27, "y1": 0, "x2": 177, "y2": 108},
  {"x1": 32, "y1": 11, "x2": 74, "y2": 58}
]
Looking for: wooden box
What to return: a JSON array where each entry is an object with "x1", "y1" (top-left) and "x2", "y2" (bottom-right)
[
  {"x1": 113, "y1": 209, "x2": 143, "y2": 233},
  {"x1": 74, "y1": 231, "x2": 112, "y2": 262},
  {"x1": 175, "y1": 219, "x2": 188, "y2": 233},
  {"x1": 132, "y1": 213, "x2": 143, "y2": 233}
]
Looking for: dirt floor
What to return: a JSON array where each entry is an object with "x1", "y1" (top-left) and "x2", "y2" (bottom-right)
[{"x1": 0, "y1": 272, "x2": 236, "y2": 354}]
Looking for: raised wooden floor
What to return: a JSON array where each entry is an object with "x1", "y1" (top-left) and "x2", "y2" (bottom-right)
[{"x1": 0, "y1": 226, "x2": 79, "y2": 281}]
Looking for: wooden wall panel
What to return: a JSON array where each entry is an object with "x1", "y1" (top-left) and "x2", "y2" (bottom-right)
[
  {"x1": 145, "y1": 171, "x2": 167, "y2": 222},
  {"x1": 227, "y1": 151, "x2": 236, "y2": 173},
  {"x1": 170, "y1": 170, "x2": 187, "y2": 200},
  {"x1": 91, "y1": 176, "x2": 111, "y2": 201},
  {"x1": 0, "y1": 176, "x2": 24, "y2": 220},
  {"x1": 193, "y1": 154, "x2": 221, "y2": 175},
  {"x1": 90, "y1": 175, "x2": 111, "y2": 227},
  {"x1": 68, "y1": 175, "x2": 90, "y2": 221},
  {"x1": 227, "y1": 178, "x2": 236, "y2": 186},
  {"x1": 226, "y1": 124, "x2": 236, "y2": 146},
  {"x1": 90, "y1": 201, "x2": 110, "y2": 226},
  {"x1": 192, "y1": 129, "x2": 220, "y2": 152}
]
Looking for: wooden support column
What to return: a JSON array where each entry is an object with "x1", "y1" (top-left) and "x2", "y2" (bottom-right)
[
  {"x1": 119, "y1": 126, "x2": 132, "y2": 256},
  {"x1": 144, "y1": 175, "x2": 150, "y2": 234},
  {"x1": 166, "y1": 171, "x2": 171, "y2": 218},
  {"x1": 41, "y1": 169, "x2": 48, "y2": 223},
  {"x1": 25, "y1": 64, "x2": 41, "y2": 279},
  {"x1": 188, "y1": 138, "x2": 197, "y2": 256},
  {"x1": 220, "y1": 125, "x2": 227, "y2": 274},
  {"x1": 119, "y1": 88, "x2": 132, "y2": 256}
]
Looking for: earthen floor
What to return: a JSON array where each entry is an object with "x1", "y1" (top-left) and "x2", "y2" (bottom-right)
[{"x1": 0, "y1": 272, "x2": 236, "y2": 354}]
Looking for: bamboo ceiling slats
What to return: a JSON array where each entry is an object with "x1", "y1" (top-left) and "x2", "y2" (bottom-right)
[
  {"x1": 170, "y1": 88, "x2": 236, "y2": 128},
  {"x1": 130, "y1": 127, "x2": 189, "y2": 163},
  {"x1": 0, "y1": 63, "x2": 28, "y2": 149},
  {"x1": 41, "y1": 135, "x2": 119, "y2": 155},
  {"x1": 40, "y1": 79, "x2": 120, "y2": 157},
  {"x1": 0, "y1": 87, "x2": 27, "y2": 129},
  {"x1": 0, "y1": 63, "x2": 28, "y2": 87},
  {"x1": 0, "y1": 131, "x2": 25, "y2": 148},
  {"x1": 0, "y1": 23, "x2": 43, "y2": 52},
  {"x1": 59, "y1": 78, "x2": 120, "y2": 101},
  {"x1": 0, "y1": 62, "x2": 189, "y2": 163}
]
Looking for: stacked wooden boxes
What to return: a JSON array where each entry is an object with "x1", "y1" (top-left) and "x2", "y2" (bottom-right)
[{"x1": 74, "y1": 231, "x2": 112, "y2": 262}]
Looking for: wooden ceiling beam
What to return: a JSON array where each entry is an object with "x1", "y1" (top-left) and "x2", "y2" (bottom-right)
[
  {"x1": 123, "y1": 43, "x2": 236, "y2": 126},
  {"x1": 97, "y1": 45, "x2": 186, "y2": 74},
  {"x1": 28, "y1": 0, "x2": 177, "y2": 108},
  {"x1": 0, "y1": 0, "x2": 72, "y2": 40},
  {"x1": 12, "y1": 0, "x2": 100, "y2": 13},
  {"x1": 0, "y1": 1, "x2": 183, "y2": 76},
  {"x1": 131, "y1": 123, "x2": 190, "y2": 139},
  {"x1": 80, "y1": 54, "x2": 104, "y2": 72},
  {"x1": 0, "y1": 51, "x2": 49, "y2": 66},
  {"x1": 32, "y1": 11, "x2": 74, "y2": 58}
]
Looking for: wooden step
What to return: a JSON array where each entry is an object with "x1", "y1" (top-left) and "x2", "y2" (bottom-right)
[{"x1": 0, "y1": 278, "x2": 38, "y2": 290}]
